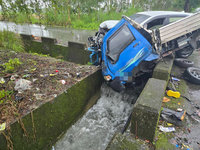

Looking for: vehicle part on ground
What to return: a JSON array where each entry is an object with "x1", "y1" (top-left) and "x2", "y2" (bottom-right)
[
  {"x1": 184, "y1": 67, "x2": 200, "y2": 84},
  {"x1": 175, "y1": 45, "x2": 194, "y2": 58},
  {"x1": 174, "y1": 58, "x2": 194, "y2": 68},
  {"x1": 161, "y1": 108, "x2": 186, "y2": 126}
]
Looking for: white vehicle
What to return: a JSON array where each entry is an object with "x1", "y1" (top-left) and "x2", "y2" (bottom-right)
[{"x1": 99, "y1": 11, "x2": 197, "y2": 58}]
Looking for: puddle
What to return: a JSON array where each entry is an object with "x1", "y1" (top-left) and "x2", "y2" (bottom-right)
[{"x1": 54, "y1": 84, "x2": 139, "y2": 150}]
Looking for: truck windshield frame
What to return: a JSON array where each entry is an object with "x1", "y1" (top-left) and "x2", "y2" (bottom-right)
[{"x1": 107, "y1": 24, "x2": 135, "y2": 64}]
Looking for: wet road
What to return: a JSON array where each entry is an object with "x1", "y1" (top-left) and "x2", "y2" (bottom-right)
[{"x1": 172, "y1": 50, "x2": 200, "y2": 150}]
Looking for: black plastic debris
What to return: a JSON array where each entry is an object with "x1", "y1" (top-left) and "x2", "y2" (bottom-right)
[
  {"x1": 15, "y1": 95, "x2": 23, "y2": 102},
  {"x1": 161, "y1": 108, "x2": 186, "y2": 126}
]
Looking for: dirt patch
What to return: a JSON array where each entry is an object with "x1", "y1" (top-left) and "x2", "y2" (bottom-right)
[{"x1": 0, "y1": 50, "x2": 97, "y2": 127}]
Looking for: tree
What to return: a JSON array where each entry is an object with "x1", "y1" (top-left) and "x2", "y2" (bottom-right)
[{"x1": 184, "y1": 0, "x2": 190, "y2": 12}]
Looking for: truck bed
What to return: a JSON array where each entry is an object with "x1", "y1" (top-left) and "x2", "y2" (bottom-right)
[{"x1": 159, "y1": 12, "x2": 200, "y2": 44}]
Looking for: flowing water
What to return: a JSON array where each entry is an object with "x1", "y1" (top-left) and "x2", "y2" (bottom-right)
[
  {"x1": 0, "y1": 21, "x2": 95, "y2": 46},
  {"x1": 54, "y1": 84, "x2": 140, "y2": 150}
]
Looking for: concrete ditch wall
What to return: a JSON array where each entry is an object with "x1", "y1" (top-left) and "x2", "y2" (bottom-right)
[
  {"x1": 130, "y1": 57, "x2": 174, "y2": 142},
  {"x1": 20, "y1": 34, "x2": 90, "y2": 65},
  {"x1": 0, "y1": 70, "x2": 103, "y2": 150}
]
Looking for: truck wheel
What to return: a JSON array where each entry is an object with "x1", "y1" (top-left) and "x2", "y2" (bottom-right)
[
  {"x1": 174, "y1": 58, "x2": 194, "y2": 68},
  {"x1": 176, "y1": 45, "x2": 194, "y2": 58},
  {"x1": 184, "y1": 67, "x2": 200, "y2": 84}
]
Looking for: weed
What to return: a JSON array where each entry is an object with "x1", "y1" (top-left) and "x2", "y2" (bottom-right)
[
  {"x1": 0, "y1": 31, "x2": 24, "y2": 52},
  {"x1": 0, "y1": 90, "x2": 12, "y2": 104},
  {"x1": 0, "y1": 7, "x2": 141, "y2": 30},
  {"x1": 31, "y1": 52, "x2": 49, "y2": 57},
  {"x1": 2, "y1": 58, "x2": 22, "y2": 73}
]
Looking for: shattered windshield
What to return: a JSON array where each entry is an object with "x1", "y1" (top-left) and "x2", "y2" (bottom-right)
[
  {"x1": 130, "y1": 14, "x2": 150, "y2": 24},
  {"x1": 107, "y1": 24, "x2": 135, "y2": 63}
]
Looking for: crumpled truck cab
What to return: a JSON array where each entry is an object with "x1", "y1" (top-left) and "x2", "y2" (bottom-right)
[
  {"x1": 89, "y1": 16, "x2": 159, "y2": 92},
  {"x1": 88, "y1": 13, "x2": 200, "y2": 92}
]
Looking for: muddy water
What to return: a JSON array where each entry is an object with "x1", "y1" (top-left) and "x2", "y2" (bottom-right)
[
  {"x1": 54, "y1": 84, "x2": 139, "y2": 150},
  {"x1": 0, "y1": 21, "x2": 95, "y2": 45}
]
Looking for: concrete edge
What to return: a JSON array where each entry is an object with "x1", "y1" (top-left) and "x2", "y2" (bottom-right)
[{"x1": 0, "y1": 70, "x2": 103, "y2": 150}]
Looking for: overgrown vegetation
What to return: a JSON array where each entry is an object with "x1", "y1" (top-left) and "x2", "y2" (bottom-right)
[
  {"x1": 1, "y1": 58, "x2": 22, "y2": 73},
  {"x1": 0, "y1": 0, "x2": 199, "y2": 30},
  {"x1": 0, "y1": 90, "x2": 13, "y2": 104},
  {"x1": 0, "y1": 31, "x2": 24, "y2": 52}
]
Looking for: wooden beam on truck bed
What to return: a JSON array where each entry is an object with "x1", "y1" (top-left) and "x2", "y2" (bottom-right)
[{"x1": 159, "y1": 12, "x2": 200, "y2": 44}]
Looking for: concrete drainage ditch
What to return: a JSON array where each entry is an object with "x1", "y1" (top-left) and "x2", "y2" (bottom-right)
[
  {"x1": 0, "y1": 34, "x2": 174, "y2": 150},
  {"x1": 54, "y1": 84, "x2": 140, "y2": 150}
]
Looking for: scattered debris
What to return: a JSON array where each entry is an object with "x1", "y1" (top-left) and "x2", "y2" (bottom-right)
[
  {"x1": 76, "y1": 72, "x2": 81, "y2": 78},
  {"x1": 0, "y1": 50, "x2": 97, "y2": 130},
  {"x1": 23, "y1": 74, "x2": 31, "y2": 78},
  {"x1": 159, "y1": 125, "x2": 175, "y2": 132},
  {"x1": 0, "y1": 122, "x2": 6, "y2": 131},
  {"x1": 60, "y1": 80, "x2": 66, "y2": 85},
  {"x1": 10, "y1": 74, "x2": 19, "y2": 81},
  {"x1": 0, "y1": 77, "x2": 5, "y2": 84},
  {"x1": 176, "y1": 143, "x2": 192, "y2": 150},
  {"x1": 166, "y1": 90, "x2": 181, "y2": 98},
  {"x1": 50, "y1": 74, "x2": 56, "y2": 77},
  {"x1": 163, "y1": 97, "x2": 171, "y2": 103},
  {"x1": 171, "y1": 77, "x2": 180, "y2": 82},
  {"x1": 177, "y1": 108, "x2": 183, "y2": 112},
  {"x1": 15, "y1": 95, "x2": 23, "y2": 102},
  {"x1": 34, "y1": 94, "x2": 44, "y2": 100},
  {"x1": 14, "y1": 79, "x2": 32, "y2": 92},
  {"x1": 167, "y1": 123, "x2": 173, "y2": 126},
  {"x1": 161, "y1": 108, "x2": 186, "y2": 126}
]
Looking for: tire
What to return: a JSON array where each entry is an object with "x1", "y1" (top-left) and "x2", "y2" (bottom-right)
[
  {"x1": 184, "y1": 67, "x2": 200, "y2": 84},
  {"x1": 174, "y1": 58, "x2": 194, "y2": 68},
  {"x1": 176, "y1": 45, "x2": 194, "y2": 58}
]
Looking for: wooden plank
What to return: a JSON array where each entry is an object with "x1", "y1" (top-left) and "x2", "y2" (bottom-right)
[
  {"x1": 160, "y1": 19, "x2": 200, "y2": 36},
  {"x1": 159, "y1": 12, "x2": 200, "y2": 44},
  {"x1": 161, "y1": 23, "x2": 200, "y2": 39},
  {"x1": 160, "y1": 13, "x2": 200, "y2": 33},
  {"x1": 161, "y1": 24, "x2": 200, "y2": 43}
]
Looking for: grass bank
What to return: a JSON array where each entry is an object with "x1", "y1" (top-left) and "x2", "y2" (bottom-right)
[
  {"x1": 0, "y1": 31, "x2": 24, "y2": 52},
  {"x1": 1, "y1": 7, "x2": 141, "y2": 30}
]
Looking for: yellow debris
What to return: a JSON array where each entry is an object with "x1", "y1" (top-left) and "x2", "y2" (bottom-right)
[
  {"x1": 0, "y1": 122, "x2": 6, "y2": 131},
  {"x1": 167, "y1": 90, "x2": 181, "y2": 98},
  {"x1": 163, "y1": 97, "x2": 171, "y2": 103}
]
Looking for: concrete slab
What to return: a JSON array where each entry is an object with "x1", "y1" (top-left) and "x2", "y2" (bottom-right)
[
  {"x1": 152, "y1": 57, "x2": 174, "y2": 81},
  {"x1": 130, "y1": 78, "x2": 167, "y2": 142},
  {"x1": 106, "y1": 133, "x2": 149, "y2": 150}
]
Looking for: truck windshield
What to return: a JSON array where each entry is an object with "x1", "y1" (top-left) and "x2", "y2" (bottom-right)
[
  {"x1": 130, "y1": 14, "x2": 150, "y2": 24},
  {"x1": 107, "y1": 24, "x2": 135, "y2": 63}
]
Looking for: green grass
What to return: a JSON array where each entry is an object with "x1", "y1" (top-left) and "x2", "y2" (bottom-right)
[
  {"x1": 0, "y1": 31, "x2": 24, "y2": 52},
  {"x1": 1, "y1": 58, "x2": 22, "y2": 73},
  {"x1": 1, "y1": 7, "x2": 141, "y2": 30},
  {"x1": 162, "y1": 79, "x2": 187, "y2": 110},
  {"x1": 155, "y1": 132, "x2": 174, "y2": 150}
]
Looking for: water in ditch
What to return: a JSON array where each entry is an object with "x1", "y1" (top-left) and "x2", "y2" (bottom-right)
[{"x1": 54, "y1": 83, "x2": 142, "y2": 150}]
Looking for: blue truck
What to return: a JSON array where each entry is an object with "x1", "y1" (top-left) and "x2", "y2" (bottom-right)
[{"x1": 88, "y1": 13, "x2": 200, "y2": 92}]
